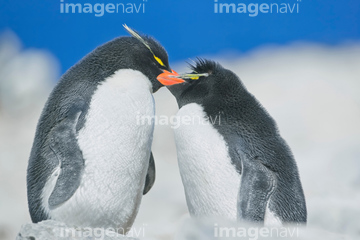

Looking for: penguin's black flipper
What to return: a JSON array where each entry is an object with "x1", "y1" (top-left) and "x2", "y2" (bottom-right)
[
  {"x1": 143, "y1": 152, "x2": 156, "y2": 195},
  {"x1": 47, "y1": 106, "x2": 85, "y2": 209},
  {"x1": 237, "y1": 154, "x2": 275, "y2": 222}
]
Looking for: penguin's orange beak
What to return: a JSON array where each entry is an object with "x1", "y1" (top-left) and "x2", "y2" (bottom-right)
[{"x1": 157, "y1": 70, "x2": 185, "y2": 86}]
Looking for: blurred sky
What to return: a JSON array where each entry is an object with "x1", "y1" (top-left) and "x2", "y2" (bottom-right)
[{"x1": 1, "y1": 0, "x2": 359, "y2": 74}]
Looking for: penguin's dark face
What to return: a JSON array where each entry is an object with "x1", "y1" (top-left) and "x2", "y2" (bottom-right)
[
  {"x1": 84, "y1": 26, "x2": 184, "y2": 93},
  {"x1": 167, "y1": 59, "x2": 244, "y2": 108},
  {"x1": 127, "y1": 36, "x2": 172, "y2": 91},
  {"x1": 122, "y1": 25, "x2": 185, "y2": 92},
  {"x1": 88, "y1": 36, "x2": 177, "y2": 92}
]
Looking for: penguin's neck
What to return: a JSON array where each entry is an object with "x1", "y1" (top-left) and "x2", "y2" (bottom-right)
[{"x1": 100, "y1": 68, "x2": 154, "y2": 93}]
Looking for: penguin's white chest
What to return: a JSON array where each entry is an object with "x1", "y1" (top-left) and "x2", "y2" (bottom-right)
[
  {"x1": 48, "y1": 69, "x2": 154, "y2": 229},
  {"x1": 173, "y1": 103, "x2": 241, "y2": 220}
]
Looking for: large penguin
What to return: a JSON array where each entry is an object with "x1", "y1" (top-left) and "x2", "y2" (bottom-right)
[
  {"x1": 27, "y1": 25, "x2": 184, "y2": 232},
  {"x1": 163, "y1": 59, "x2": 307, "y2": 225}
]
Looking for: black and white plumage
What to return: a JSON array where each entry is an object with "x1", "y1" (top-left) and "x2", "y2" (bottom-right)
[
  {"x1": 167, "y1": 59, "x2": 307, "y2": 225},
  {"x1": 27, "y1": 26, "x2": 180, "y2": 231}
]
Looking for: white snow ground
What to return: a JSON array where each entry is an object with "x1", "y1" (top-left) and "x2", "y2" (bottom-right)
[{"x1": 0, "y1": 32, "x2": 359, "y2": 239}]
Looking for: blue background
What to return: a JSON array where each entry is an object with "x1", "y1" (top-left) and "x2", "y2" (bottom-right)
[{"x1": 1, "y1": 0, "x2": 359, "y2": 74}]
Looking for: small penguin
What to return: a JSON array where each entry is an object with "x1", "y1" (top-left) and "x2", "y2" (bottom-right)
[
  {"x1": 164, "y1": 59, "x2": 307, "y2": 225},
  {"x1": 27, "y1": 25, "x2": 184, "y2": 232}
]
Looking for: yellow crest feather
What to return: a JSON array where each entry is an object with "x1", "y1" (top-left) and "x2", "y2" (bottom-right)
[{"x1": 123, "y1": 24, "x2": 166, "y2": 67}]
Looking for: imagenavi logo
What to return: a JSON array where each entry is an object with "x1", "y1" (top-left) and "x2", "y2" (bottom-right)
[
  {"x1": 60, "y1": 0, "x2": 147, "y2": 17},
  {"x1": 214, "y1": 0, "x2": 301, "y2": 17}
]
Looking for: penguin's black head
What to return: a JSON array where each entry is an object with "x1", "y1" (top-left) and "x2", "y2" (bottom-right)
[
  {"x1": 84, "y1": 25, "x2": 184, "y2": 93},
  {"x1": 121, "y1": 25, "x2": 184, "y2": 92},
  {"x1": 167, "y1": 58, "x2": 245, "y2": 107}
]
